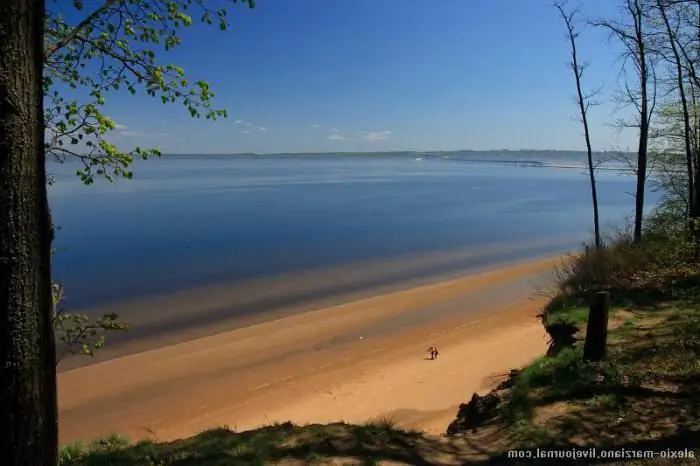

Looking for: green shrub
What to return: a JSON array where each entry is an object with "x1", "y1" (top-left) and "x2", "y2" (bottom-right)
[{"x1": 547, "y1": 223, "x2": 697, "y2": 312}]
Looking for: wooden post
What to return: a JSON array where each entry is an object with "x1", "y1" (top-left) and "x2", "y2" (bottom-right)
[{"x1": 583, "y1": 291, "x2": 610, "y2": 362}]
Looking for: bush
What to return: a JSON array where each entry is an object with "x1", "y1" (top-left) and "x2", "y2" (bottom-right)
[{"x1": 547, "y1": 223, "x2": 697, "y2": 311}]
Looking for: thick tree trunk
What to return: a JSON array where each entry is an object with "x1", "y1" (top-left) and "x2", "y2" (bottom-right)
[
  {"x1": 583, "y1": 291, "x2": 610, "y2": 362},
  {"x1": 0, "y1": 1, "x2": 58, "y2": 465}
]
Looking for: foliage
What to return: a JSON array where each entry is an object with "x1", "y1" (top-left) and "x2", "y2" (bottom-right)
[
  {"x1": 497, "y1": 300, "x2": 700, "y2": 459},
  {"x1": 649, "y1": 101, "x2": 700, "y2": 218},
  {"x1": 57, "y1": 422, "x2": 435, "y2": 466},
  {"x1": 44, "y1": 0, "x2": 255, "y2": 361},
  {"x1": 506, "y1": 347, "x2": 603, "y2": 422},
  {"x1": 44, "y1": 0, "x2": 255, "y2": 184},
  {"x1": 52, "y1": 282, "x2": 128, "y2": 363},
  {"x1": 545, "y1": 223, "x2": 698, "y2": 312}
]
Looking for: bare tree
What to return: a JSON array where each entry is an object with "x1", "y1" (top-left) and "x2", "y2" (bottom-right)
[
  {"x1": 656, "y1": 0, "x2": 695, "y2": 230},
  {"x1": 555, "y1": 1, "x2": 602, "y2": 250},
  {"x1": 593, "y1": 0, "x2": 657, "y2": 244},
  {"x1": 671, "y1": 0, "x2": 700, "y2": 92},
  {"x1": 0, "y1": 0, "x2": 58, "y2": 465},
  {"x1": 669, "y1": 1, "x2": 700, "y2": 230}
]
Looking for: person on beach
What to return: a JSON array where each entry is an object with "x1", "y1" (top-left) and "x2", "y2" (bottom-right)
[{"x1": 427, "y1": 346, "x2": 439, "y2": 360}]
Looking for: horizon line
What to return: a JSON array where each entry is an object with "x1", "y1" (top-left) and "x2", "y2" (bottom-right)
[{"x1": 157, "y1": 149, "x2": 632, "y2": 156}]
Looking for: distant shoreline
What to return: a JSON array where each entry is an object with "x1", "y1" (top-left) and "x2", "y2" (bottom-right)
[
  {"x1": 46, "y1": 150, "x2": 635, "y2": 173},
  {"x1": 127, "y1": 151, "x2": 635, "y2": 172},
  {"x1": 146, "y1": 149, "x2": 632, "y2": 157}
]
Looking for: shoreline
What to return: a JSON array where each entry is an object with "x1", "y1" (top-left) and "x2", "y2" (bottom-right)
[
  {"x1": 58, "y1": 255, "x2": 559, "y2": 445},
  {"x1": 57, "y1": 238, "x2": 575, "y2": 372}
]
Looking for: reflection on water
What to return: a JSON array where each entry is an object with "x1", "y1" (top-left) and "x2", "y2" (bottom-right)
[{"x1": 48, "y1": 153, "x2": 658, "y2": 309}]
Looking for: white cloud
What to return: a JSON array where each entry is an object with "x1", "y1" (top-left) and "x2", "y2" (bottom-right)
[
  {"x1": 310, "y1": 124, "x2": 319, "y2": 128},
  {"x1": 114, "y1": 123, "x2": 128, "y2": 130},
  {"x1": 361, "y1": 131, "x2": 391, "y2": 142},
  {"x1": 328, "y1": 134, "x2": 350, "y2": 141},
  {"x1": 235, "y1": 119, "x2": 255, "y2": 126},
  {"x1": 412, "y1": 136, "x2": 418, "y2": 140},
  {"x1": 235, "y1": 120, "x2": 266, "y2": 130},
  {"x1": 243, "y1": 130, "x2": 251, "y2": 134},
  {"x1": 331, "y1": 128, "x2": 340, "y2": 132},
  {"x1": 119, "y1": 130, "x2": 168, "y2": 137}
]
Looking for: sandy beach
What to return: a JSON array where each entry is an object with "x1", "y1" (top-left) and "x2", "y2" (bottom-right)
[{"x1": 58, "y1": 256, "x2": 559, "y2": 445}]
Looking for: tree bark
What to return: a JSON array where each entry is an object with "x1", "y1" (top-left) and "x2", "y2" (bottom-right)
[
  {"x1": 583, "y1": 291, "x2": 610, "y2": 362},
  {"x1": 0, "y1": 1, "x2": 58, "y2": 465},
  {"x1": 633, "y1": 0, "x2": 650, "y2": 245}
]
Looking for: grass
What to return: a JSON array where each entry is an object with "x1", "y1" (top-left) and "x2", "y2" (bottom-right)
[
  {"x1": 63, "y1": 294, "x2": 700, "y2": 465},
  {"x1": 59, "y1": 420, "x2": 466, "y2": 466},
  {"x1": 541, "y1": 305, "x2": 591, "y2": 326},
  {"x1": 488, "y1": 294, "x2": 700, "y2": 464},
  {"x1": 475, "y1": 223, "x2": 700, "y2": 463}
]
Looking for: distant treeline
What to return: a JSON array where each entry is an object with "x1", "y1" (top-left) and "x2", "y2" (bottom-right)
[{"x1": 152, "y1": 150, "x2": 632, "y2": 160}]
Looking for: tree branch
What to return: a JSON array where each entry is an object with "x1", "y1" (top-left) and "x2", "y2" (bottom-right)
[{"x1": 45, "y1": 0, "x2": 120, "y2": 60}]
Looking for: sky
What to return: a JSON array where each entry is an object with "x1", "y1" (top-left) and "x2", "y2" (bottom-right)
[{"x1": 57, "y1": 0, "x2": 640, "y2": 154}]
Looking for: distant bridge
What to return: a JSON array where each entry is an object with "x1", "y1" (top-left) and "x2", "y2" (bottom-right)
[{"x1": 419, "y1": 154, "x2": 545, "y2": 167}]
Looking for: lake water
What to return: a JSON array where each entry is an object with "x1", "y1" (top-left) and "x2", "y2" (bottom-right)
[{"x1": 48, "y1": 153, "x2": 658, "y2": 311}]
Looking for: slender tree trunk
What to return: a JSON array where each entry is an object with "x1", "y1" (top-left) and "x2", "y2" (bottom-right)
[
  {"x1": 692, "y1": 87, "x2": 700, "y2": 170},
  {"x1": 692, "y1": 80, "x2": 700, "y2": 244},
  {"x1": 634, "y1": 109, "x2": 649, "y2": 243},
  {"x1": 634, "y1": 6, "x2": 650, "y2": 245},
  {"x1": 556, "y1": 2, "x2": 601, "y2": 250},
  {"x1": 578, "y1": 83, "x2": 601, "y2": 251},
  {"x1": 0, "y1": 1, "x2": 58, "y2": 465},
  {"x1": 657, "y1": 1, "x2": 695, "y2": 233},
  {"x1": 693, "y1": 0, "x2": 700, "y2": 244},
  {"x1": 572, "y1": 41, "x2": 601, "y2": 249}
]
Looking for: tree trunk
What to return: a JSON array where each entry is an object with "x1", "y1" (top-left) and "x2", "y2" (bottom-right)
[
  {"x1": 0, "y1": 1, "x2": 58, "y2": 465},
  {"x1": 633, "y1": 12, "x2": 649, "y2": 245},
  {"x1": 555, "y1": 2, "x2": 601, "y2": 251},
  {"x1": 583, "y1": 291, "x2": 610, "y2": 362},
  {"x1": 633, "y1": 114, "x2": 648, "y2": 243},
  {"x1": 576, "y1": 60, "x2": 601, "y2": 251},
  {"x1": 657, "y1": 0, "x2": 695, "y2": 237}
]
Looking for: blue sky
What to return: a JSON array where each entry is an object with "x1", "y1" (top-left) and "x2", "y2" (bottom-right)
[{"x1": 62, "y1": 0, "x2": 638, "y2": 154}]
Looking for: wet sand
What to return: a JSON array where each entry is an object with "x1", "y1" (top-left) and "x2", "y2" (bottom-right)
[
  {"x1": 58, "y1": 255, "x2": 559, "y2": 444},
  {"x1": 58, "y1": 237, "x2": 572, "y2": 371}
]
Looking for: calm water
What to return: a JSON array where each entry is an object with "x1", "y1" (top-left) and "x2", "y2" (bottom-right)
[{"x1": 48, "y1": 153, "x2": 658, "y2": 310}]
